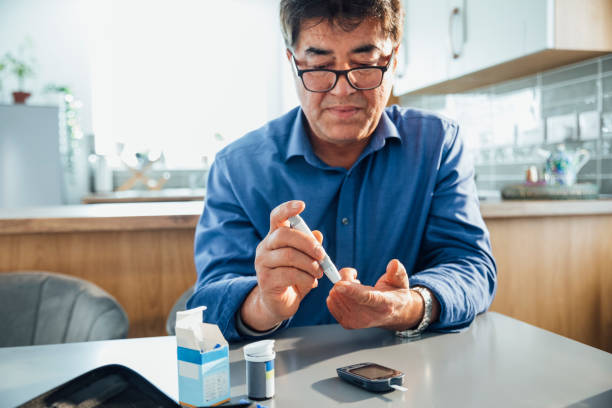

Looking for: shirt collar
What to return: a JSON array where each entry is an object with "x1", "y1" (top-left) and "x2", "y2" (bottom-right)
[
  {"x1": 285, "y1": 108, "x2": 315, "y2": 163},
  {"x1": 364, "y1": 108, "x2": 401, "y2": 154},
  {"x1": 284, "y1": 107, "x2": 402, "y2": 165}
]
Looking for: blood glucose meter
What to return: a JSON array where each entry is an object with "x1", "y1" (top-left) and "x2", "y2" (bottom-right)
[{"x1": 337, "y1": 362, "x2": 406, "y2": 393}]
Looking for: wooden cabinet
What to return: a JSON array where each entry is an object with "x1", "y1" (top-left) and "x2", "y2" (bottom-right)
[
  {"x1": 1, "y1": 201, "x2": 610, "y2": 352},
  {"x1": 483, "y1": 205, "x2": 612, "y2": 353},
  {"x1": 0, "y1": 203, "x2": 203, "y2": 338},
  {"x1": 394, "y1": 0, "x2": 612, "y2": 95}
]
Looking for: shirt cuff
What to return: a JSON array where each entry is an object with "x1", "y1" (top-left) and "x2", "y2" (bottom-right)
[
  {"x1": 235, "y1": 311, "x2": 282, "y2": 337},
  {"x1": 410, "y1": 273, "x2": 471, "y2": 332}
]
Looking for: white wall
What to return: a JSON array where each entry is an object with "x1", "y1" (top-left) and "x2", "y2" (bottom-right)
[
  {"x1": 0, "y1": 0, "x2": 299, "y2": 169},
  {"x1": 0, "y1": 0, "x2": 93, "y2": 135}
]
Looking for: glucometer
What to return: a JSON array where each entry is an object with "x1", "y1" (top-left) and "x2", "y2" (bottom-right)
[
  {"x1": 288, "y1": 215, "x2": 341, "y2": 284},
  {"x1": 337, "y1": 363, "x2": 406, "y2": 393}
]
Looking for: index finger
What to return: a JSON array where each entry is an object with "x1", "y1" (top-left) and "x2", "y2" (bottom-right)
[
  {"x1": 269, "y1": 200, "x2": 305, "y2": 233},
  {"x1": 338, "y1": 267, "x2": 359, "y2": 282},
  {"x1": 334, "y1": 282, "x2": 384, "y2": 306}
]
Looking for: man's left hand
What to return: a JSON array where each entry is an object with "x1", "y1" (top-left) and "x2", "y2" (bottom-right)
[{"x1": 326, "y1": 259, "x2": 434, "y2": 331}]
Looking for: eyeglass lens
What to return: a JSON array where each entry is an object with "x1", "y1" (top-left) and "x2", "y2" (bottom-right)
[{"x1": 302, "y1": 68, "x2": 383, "y2": 92}]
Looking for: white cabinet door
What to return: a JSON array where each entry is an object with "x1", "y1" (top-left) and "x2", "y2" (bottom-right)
[
  {"x1": 394, "y1": 0, "x2": 552, "y2": 94},
  {"x1": 448, "y1": 0, "x2": 549, "y2": 78},
  {"x1": 393, "y1": 0, "x2": 452, "y2": 95}
]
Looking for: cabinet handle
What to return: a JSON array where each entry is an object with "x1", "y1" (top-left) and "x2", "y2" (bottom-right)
[{"x1": 449, "y1": 7, "x2": 464, "y2": 59}]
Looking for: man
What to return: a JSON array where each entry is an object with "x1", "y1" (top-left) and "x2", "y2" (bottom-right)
[{"x1": 188, "y1": 0, "x2": 497, "y2": 341}]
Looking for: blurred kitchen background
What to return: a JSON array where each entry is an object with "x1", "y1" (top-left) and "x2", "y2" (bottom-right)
[
  {"x1": 0, "y1": 0, "x2": 298, "y2": 207},
  {"x1": 1, "y1": 0, "x2": 611, "y2": 206},
  {"x1": 401, "y1": 57, "x2": 612, "y2": 197}
]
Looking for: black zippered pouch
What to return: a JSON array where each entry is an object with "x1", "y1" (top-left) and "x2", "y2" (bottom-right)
[{"x1": 17, "y1": 364, "x2": 179, "y2": 408}]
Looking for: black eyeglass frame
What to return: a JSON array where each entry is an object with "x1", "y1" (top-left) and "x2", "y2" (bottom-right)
[{"x1": 290, "y1": 50, "x2": 395, "y2": 93}]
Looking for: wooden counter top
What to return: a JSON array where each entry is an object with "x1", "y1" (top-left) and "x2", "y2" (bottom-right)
[
  {"x1": 81, "y1": 188, "x2": 205, "y2": 204},
  {"x1": 2, "y1": 199, "x2": 612, "y2": 235},
  {"x1": 479, "y1": 199, "x2": 612, "y2": 218},
  {"x1": 0, "y1": 202, "x2": 203, "y2": 234}
]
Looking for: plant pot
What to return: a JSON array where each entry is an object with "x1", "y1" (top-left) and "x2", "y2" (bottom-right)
[{"x1": 12, "y1": 91, "x2": 31, "y2": 104}]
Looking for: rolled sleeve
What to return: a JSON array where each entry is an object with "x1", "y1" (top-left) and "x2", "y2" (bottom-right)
[
  {"x1": 412, "y1": 123, "x2": 497, "y2": 331},
  {"x1": 188, "y1": 157, "x2": 270, "y2": 341}
]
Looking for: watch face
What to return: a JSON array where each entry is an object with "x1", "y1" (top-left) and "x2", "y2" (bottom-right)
[{"x1": 348, "y1": 364, "x2": 402, "y2": 380}]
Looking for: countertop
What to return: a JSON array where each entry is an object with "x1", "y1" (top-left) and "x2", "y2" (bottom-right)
[
  {"x1": 81, "y1": 188, "x2": 205, "y2": 204},
  {"x1": 479, "y1": 198, "x2": 612, "y2": 218},
  {"x1": 1, "y1": 199, "x2": 612, "y2": 235},
  {"x1": 0, "y1": 202, "x2": 203, "y2": 234}
]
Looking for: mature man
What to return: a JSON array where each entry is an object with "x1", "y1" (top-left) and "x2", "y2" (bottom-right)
[{"x1": 188, "y1": 0, "x2": 497, "y2": 341}]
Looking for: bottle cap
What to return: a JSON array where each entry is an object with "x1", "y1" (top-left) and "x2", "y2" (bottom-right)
[{"x1": 244, "y1": 339, "x2": 275, "y2": 362}]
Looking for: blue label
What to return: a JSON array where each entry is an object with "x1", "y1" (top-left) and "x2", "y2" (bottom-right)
[
  {"x1": 177, "y1": 346, "x2": 202, "y2": 364},
  {"x1": 177, "y1": 345, "x2": 229, "y2": 365},
  {"x1": 265, "y1": 360, "x2": 274, "y2": 372}
]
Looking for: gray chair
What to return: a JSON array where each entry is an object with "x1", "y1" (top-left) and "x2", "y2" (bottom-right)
[
  {"x1": 166, "y1": 286, "x2": 195, "y2": 335},
  {"x1": 0, "y1": 271, "x2": 129, "y2": 347}
]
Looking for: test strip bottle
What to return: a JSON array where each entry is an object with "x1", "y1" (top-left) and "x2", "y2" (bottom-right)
[{"x1": 243, "y1": 340, "x2": 275, "y2": 400}]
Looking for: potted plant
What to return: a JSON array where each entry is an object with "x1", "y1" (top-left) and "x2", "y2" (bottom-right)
[{"x1": 5, "y1": 51, "x2": 35, "y2": 104}]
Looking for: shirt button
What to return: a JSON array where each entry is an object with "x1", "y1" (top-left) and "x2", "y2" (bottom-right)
[{"x1": 341, "y1": 217, "x2": 349, "y2": 225}]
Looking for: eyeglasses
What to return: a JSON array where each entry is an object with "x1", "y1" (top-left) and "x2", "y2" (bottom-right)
[{"x1": 291, "y1": 51, "x2": 394, "y2": 93}]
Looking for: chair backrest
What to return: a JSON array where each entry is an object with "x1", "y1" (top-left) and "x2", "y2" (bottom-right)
[
  {"x1": 0, "y1": 271, "x2": 129, "y2": 347},
  {"x1": 165, "y1": 286, "x2": 195, "y2": 335}
]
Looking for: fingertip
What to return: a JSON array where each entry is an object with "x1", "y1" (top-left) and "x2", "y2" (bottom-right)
[
  {"x1": 312, "y1": 230, "x2": 324, "y2": 244},
  {"x1": 291, "y1": 200, "x2": 305, "y2": 211},
  {"x1": 270, "y1": 200, "x2": 304, "y2": 230},
  {"x1": 386, "y1": 259, "x2": 398, "y2": 274},
  {"x1": 385, "y1": 259, "x2": 409, "y2": 287},
  {"x1": 393, "y1": 259, "x2": 406, "y2": 275},
  {"x1": 339, "y1": 267, "x2": 358, "y2": 282}
]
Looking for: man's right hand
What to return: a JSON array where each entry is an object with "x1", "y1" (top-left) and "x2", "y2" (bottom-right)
[{"x1": 240, "y1": 200, "x2": 325, "y2": 331}]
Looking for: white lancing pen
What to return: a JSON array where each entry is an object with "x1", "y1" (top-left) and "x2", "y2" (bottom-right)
[{"x1": 288, "y1": 214, "x2": 341, "y2": 284}]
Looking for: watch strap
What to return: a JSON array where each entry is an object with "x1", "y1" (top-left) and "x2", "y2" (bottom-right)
[{"x1": 395, "y1": 286, "x2": 433, "y2": 338}]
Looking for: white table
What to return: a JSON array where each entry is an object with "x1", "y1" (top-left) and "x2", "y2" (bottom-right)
[{"x1": 1, "y1": 312, "x2": 611, "y2": 407}]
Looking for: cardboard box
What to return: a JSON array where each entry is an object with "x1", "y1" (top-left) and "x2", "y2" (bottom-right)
[{"x1": 176, "y1": 307, "x2": 230, "y2": 407}]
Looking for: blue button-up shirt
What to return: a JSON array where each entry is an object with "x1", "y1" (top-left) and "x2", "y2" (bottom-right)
[{"x1": 189, "y1": 105, "x2": 497, "y2": 342}]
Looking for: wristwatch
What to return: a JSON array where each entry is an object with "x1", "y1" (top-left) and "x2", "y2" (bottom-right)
[{"x1": 395, "y1": 286, "x2": 433, "y2": 338}]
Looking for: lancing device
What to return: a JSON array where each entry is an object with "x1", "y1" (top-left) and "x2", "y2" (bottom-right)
[{"x1": 288, "y1": 214, "x2": 341, "y2": 284}]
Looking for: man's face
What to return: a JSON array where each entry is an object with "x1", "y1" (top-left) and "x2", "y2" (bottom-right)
[{"x1": 288, "y1": 18, "x2": 396, "y2": 147}]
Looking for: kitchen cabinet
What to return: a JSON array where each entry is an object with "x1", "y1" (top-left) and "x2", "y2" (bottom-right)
[
  {"x1": 394, "y1": 0, "x2": 612, "y2": 95},
  {"x1": 486, "y1": 210, "x2": 612, "y2": 354},
  {"x1": 447, "y1": 0, "x2": 548, "y2": 78},
  {"x1": 0, "y1": 202, "x2": 203, "y2": 338},
  {"x1": 393, "y1": 0, "x2": 451, "y2": 95}
]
